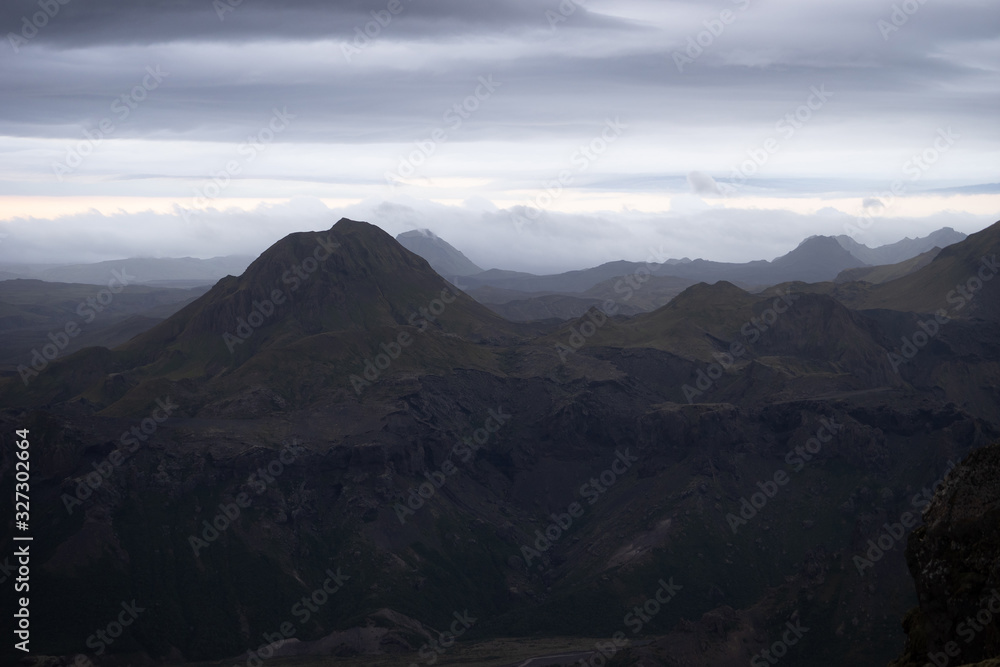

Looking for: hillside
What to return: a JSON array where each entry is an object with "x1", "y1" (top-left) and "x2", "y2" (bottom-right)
[
  {"x1": 0, "y1": 280, "x2": 207, "y2": 371},
  {"x1": 1, "y1": 218, "x2": 999, "y2": 667},
  {"x1": 835, "y1": 247, "x2": 942, "y2": 284},
  {"x1": 396, "y1": 229, "x2": 484, "y2": 278}
]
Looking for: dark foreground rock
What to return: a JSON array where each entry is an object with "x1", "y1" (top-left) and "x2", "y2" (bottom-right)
[{"x1": 891, "y1": 441, "x2": 1000, "y2": 667}]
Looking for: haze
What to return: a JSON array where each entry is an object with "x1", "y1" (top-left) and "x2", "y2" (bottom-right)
[{"x1": 0, "y1": 0, "x2": 998, "y2": 272}]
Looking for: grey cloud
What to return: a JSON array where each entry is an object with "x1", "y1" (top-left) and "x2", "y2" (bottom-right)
[
  {"x1": 0, "y1": 0, "x2": 995, "y2": 225},
  {"x1": 1, "y1": 0, "x2": 623, "y2": 48},
  {"x1": 687, "y1": 171, "x2": 722, "y2": 195},
  {"x1": 0, "y1": 0, "x2": 997, "y2": 154}
]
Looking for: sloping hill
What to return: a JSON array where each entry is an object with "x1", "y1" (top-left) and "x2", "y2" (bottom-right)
[
  {"x1": 3, "y1": 219, "x2": 999, "y2": 667},
  {"x1": 396, "y1": 229, "x2": 483, "y2": 277},
  {"x1": 851, "y1": 220, "x2": 1000, "y2": 318},
  {"x1": 834, "y1": 247, "x2": 942, "y2": 284},
  {"x1": 39, "y1": 255, "x2": 254, "y2": 285},
  {"x1": 0, "y1": 280, "x2": 206, "y2": 369},
  {"x1": 836, "y1": 227, "x2": 966, "y2": 265},
  {"x1": 0, "y1": 219, "x2": 522, "y2": 411}
]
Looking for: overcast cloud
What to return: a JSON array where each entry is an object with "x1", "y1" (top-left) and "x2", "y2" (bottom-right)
[{"x1": 0, "y1": 0, "x2": 997, "y2": 271}]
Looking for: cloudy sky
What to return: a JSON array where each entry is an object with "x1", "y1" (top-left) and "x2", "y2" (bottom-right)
[{"x1": 0, "y1": 0, "x2": 997, "y2": 272}]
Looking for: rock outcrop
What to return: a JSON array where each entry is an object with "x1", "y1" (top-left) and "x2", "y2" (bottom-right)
[{"x1": 892, "y1": 441, "x2": 1000, "y2": 667}]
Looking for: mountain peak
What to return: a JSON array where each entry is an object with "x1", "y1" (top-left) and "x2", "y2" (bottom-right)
[
  {"x1": 397, "y1": 228, "x2": 439, "y2": 239},
  {"x1": 118, "y1": 219, "x2": 507, "y2": 374},
  {"x1": 836, "y1": 227, "x2": 967, "y2": 265},
  {"x1": 395, "y1": 228, "x2": 484, "y2": 278},
  {"x1": 771, "y1": 235, "x2": 867, "y2": 277}
]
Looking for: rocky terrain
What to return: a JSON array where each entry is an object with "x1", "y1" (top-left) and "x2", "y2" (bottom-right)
[
  {"x1": 890, "y1": 441, "x2": 1000, "y2": 667},
  {"x1": 1, "y1": 219, "x2": 998, "y2": 667}
]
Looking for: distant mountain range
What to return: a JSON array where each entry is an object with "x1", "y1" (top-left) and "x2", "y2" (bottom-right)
[
  {"x1": 394, "y1": 226, "x2": 967, "y2": 321},
  {"x1": 2, "y1": 218, "x2": 998, "y2": 667},
  {"x1": 0, "y1": 280, "x2": 208, "y2": 370},
  {"x1": 0, "y1": 255, "x2": 254, "y2": 287},
  {"x1": 834, "y1": 227, "x2": 966, "y2": 265},
  {"x1": 0, "y1": 227, "x2": 969, "y2": 335},
  {"x1": 0, "y1": 228, "x2": 964, "y2": 298}
]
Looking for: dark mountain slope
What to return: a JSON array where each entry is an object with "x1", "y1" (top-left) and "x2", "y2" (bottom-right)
[
  {"x1": 0, "y1": 219, "x2": 524, "y2": 412},
  {"x1": 891, "y1": 440, "x2": 1000, "y2": 667},
  {"x1": 835, "y1": 247, "x2": 942, "y2": 284},
  {"x1": 3, "y1": 220, "x2": 1000, "y2": 667},
  {"x1": 0, "y1": 280, "x2": 205, "y2": 370},
  {"x1": 853, "y1": 220, "x2": 1000, "y2": 319}
]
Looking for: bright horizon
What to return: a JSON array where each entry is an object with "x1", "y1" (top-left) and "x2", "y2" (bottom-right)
[{"x1": 1, "y1": 0, "x2": 997, "y2": 272}]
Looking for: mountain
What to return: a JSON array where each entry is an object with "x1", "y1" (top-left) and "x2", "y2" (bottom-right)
[
  {"x1": 836, "y1": 227, "x2": 967, "y2": 265},
  {"x1": 846, "y1": 220, "x2": 1000, "y2": 319},
  {"x1": 395, "y1": 229, "x2": 483, "y2": 277},
  {"x1": 0, "y1": 219, "x2": 525, "y2": 413},
  {"x1": 462, "y1": 259, "x2": 671, "y2": 293},
  {"x1": 834, "y1": 247, "x2": 942, "y2": 284},
  {"x1": 767, "y1": 235, "x2": 869, "y2": 283},
  {"x1": 469, "y1": 276, "x2": 696, "y2": 322},
  {"x1": 582, "y1": 274, "x2": 697, "y2": 311},
  {"x1": 428, "y1": 228, "x2": 966, "y2": 301},
  {"x1": 3, "y1": 218, "x2": 1000, "y2": 667},
  {"x1": 482, "y1": 293, "x2": 645, "y2": 321},
  {"x1": 0, "y1": 279, "x2": 207, "y2": 371},
  {"x1": 16, "y1": 255, "x2": 257, "y2": 286},
  {"x1": 465, "y1": 284, "x2": 564, "y2": 304},
  {"x1": 459, "y1": 235, "x2": 867, "y2": 295}
]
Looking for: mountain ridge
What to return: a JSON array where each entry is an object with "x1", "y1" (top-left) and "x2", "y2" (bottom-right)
[{"x1": 2, "y1": 218, "x2": 999, "y2": 667}]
